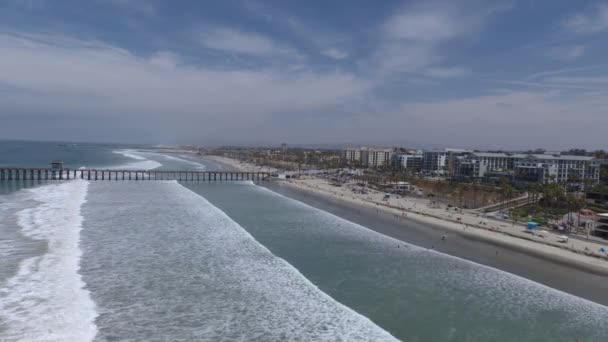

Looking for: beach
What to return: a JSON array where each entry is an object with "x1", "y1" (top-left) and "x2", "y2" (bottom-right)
[
  {"x1": 3, "y1": 146, "x2": 608, "y2": 341},
  {"x1": 204, "y1": 155, "x2": 608, "y2": 305}
]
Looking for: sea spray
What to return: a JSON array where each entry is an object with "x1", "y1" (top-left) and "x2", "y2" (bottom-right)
[{"x1": 0, "y1": 180, "x2": 97, "y2": 342}]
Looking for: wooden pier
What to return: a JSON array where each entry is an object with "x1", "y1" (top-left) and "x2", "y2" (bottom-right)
[{"x1": 0, "y1": 168, "x2": 271, "y2": 182}]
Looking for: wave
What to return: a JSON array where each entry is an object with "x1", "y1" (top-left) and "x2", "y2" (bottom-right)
[
  {"x1": 112, "y1": 150, "x2": 145, "y2": 161},
  {"x1": 138, "y1": 152, "x2": 207, "y2": 170},
  {"x1": 0, "y1": 180, "x2": 97, "y2": 342},
  {"x1": 179, "y1": 184, "x2": 398, "y2": 340},
  {"x1": 111, "y1": 150, "x2": 161, "y2": 170},
  {"x1": 78, "y1": 180, "x2": 397, "y2": 341},
  {"x1": 254, "y1": 185, "x2": 608, "y2": 319}
]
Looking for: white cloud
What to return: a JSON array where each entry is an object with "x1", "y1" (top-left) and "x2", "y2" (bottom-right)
[
  {"x1": 368, "y1": 42, "x2": 438, "y2": 75},
  {"x1": 0, "y1": 32, "x2": 372, "y2": 141},
  {"x1": 368, "y1": 90, "x2": 608, "y2": 149},
  {"x1": 321, "y1": 47, "x2": 349, "y2": 60},
  {"x1": 383, "y1": 5, "x2": 470, "y2": 43},
  {"x1": 148, "y1": 51, "x2": 180, "y2": 69},
  {"x1": 562, "y1": 3, "x2": 608, "y2": 34},
  {"x1": 241, "y1": 3, "x2": 352, "y2": 61},
  {"x1": 546, "y1": 45, "x2": 586, "y2": 62},
  {"x1": 199, "y1": 28, "x2": 301, "y2": 59},
  {"x1": 368, "y1": 2, "x2": 507, "y2": 76},
  {"x1": 545, "y1": 76, "x2": 608, "y2": 85},
  {"x1": 424, "y1": 67, "x2": 470, "y2": 78}
]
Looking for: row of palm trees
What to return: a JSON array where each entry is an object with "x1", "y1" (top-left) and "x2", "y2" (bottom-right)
[{"x1": 525, "y1": 182, "x2": 587, "y2": 224}]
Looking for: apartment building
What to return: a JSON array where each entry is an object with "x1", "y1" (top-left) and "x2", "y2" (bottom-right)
[
  {"x1": 393, "y1": 152, "x2": 423, "y2": 172},
  {"x1": 454, "y1": 152, "x2": 600, "y2": 185},
  {"x1": 422, "y1": 150, "x2": 447, "y2": 175},
  {"x1": 515, "y1": 154, "x2": 600, "y2": 185},
  {"x1": 342, "y1": 147, "x2": 393, "y2": 168},
  {"x1": 454, "y1": 152, "x2": 525, "y2": 179}
]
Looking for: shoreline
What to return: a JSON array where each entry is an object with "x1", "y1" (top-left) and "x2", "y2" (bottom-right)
[
  {"x1": 262, "y1": 181, "x2": 608, "y2": 306},
  {"x1": 282, "y1": 180, "x2": 608, "y2": 273},
  {"x1": 201, "y1": 155, "x2": 608, "y2": 305},
  {"x1": 203, "y1": 155, "x2": 608, "y2": 271}
]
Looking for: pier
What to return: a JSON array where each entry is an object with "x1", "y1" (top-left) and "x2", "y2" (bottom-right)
[{"x1": 0, "y1": 168, "x2": 271, "y2": 182}]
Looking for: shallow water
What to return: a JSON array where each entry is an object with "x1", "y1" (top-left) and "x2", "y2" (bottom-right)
[
  {"x1": 185, "y1": 181, "x2": 608, "y2": 341},
  {"x1": 1, "y1": 144, "x2": 608, "y2": 341},
  {"x1": 80, "y1": 181, "x2": 396, "y2": 341}
]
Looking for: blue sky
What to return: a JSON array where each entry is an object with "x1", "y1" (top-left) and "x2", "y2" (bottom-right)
[{"x1": 1, "y1": 0, "x2": 607, "y2": 149}]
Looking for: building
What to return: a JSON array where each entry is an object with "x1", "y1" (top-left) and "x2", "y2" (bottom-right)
[
  {"x1": 601, "y1": 160, "x2": 608, "y2": 183},
  {"x1": 422, "y1": 150, "x2": 448, "y2": 175},
  {"x1": 393, "y1": 152, "x2": 423, "y2": 172},
  {"x1": 454, "y1": 152, "x2": 525, "y2": 179},
  {"x1": 453, "y1": 152, "x2": 601, "y2": 186},
  {"x1": 595, "y1": 213, "x2": 608, "y2": 239},
  {"x1": 343, "y1": 147, "x2": 362, "y2": 164},
  {"x1": 422, "y1": 148, "x2": 473, "y2": 176},
  {"x1": 515, "y1": 155, "x2": 600, "y2": 186},
  {"x1": 514, "y1": 157, "x2": 559, "y2": 184},
  {"x1": 342, "y1": 147, "x2": 393, "y2": 168}
]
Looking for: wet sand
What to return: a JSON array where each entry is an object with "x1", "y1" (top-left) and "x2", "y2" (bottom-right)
[
  {"x1": 197, "y1": 155, "x2": 608, "y2": 306},
  {"x1": 262, "y1": 181, "x2": 608, "y2": 307}
]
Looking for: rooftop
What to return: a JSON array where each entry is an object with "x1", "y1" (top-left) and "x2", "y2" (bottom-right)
[{"x1": 525, "y1": 154, "x2": 595, "y2": 161}]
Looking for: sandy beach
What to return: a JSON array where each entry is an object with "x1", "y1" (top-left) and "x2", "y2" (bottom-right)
[{"x1": 205, "y1": 155, "x2": 608, "y2": 275}]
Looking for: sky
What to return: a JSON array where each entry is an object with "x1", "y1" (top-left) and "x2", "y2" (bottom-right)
[{"x1": 0, "y1": 0, "x2": 607, "y2": 150}]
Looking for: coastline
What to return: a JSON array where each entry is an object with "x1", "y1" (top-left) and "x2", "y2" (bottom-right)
[
  {"x1": 203, "y1": 156, "x2": 608, "y2": 270},
  {"x1": 202, "y1": 155, "x2": 608, "y2": 305}
]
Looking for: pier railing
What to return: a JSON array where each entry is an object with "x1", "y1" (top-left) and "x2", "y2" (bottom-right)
[{"x1": 0, "y1": 168, "x2": 271, "y2": 182}]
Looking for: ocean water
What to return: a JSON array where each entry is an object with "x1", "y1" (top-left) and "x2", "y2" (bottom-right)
[{"x1": 1, "y1": 141, "x2": 607, "y2": 341}]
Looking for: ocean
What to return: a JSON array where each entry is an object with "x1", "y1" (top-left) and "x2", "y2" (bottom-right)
[{"x1": 1, "y1": 141, "x2": 607, "y2": 341}]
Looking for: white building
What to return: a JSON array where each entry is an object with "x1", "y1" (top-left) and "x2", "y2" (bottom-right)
[
  {"x1": 455, "y1": 152, "x2": 525, "y2": 179},
  {"x1": 393, "y1": 152, "x2": 423, "y2": 171},
  {"x1": 422, "y1": 150, "x2": 447, "y2": 175},
  {"x1": 454, "y1": 152, "x2": 601, "y2": 185},
  {"x1": 343, "y1": 147, "x2": 393, "y2": 168},
  {"x1": 515, "y1": 154, "x2": 600, "y2": 185}
]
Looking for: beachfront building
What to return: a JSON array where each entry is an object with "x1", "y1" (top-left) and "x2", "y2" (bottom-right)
[
  {"x1": 342, "y1": 147, "x2": 393, "y2": 168},
  {"x1": 393, "y1": 152, "x2": 423, "y2": 172},
  {"x1": 453, "y1": 152, "x2": 601, "y2": 187},
  {"x1": 454, "y1": 152, "x2": 525, "y2": 179},
  {"x1": 422, "y1": 150, "x2": 447, "y2": 176},
  {"x1": 595, "y1": 213, "x2": 608, "y2": 239},
  {"x1": 514, "y1": 155, "x2": 600, "y2": 186},
  {"x1": 422, "y1": 148, "x2": 473, "y2": 177},
  {"x1": 343, "y1": 147, "x2": 362, "y2": 164},
  {"x1": 514, "y1": 158, "x2": 559, "y2": 184}
]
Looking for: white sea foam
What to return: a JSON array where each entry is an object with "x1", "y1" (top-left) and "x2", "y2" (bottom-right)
[
  {"x1": 178, "y1": 184, "x2": 398, "y2": 341},
  {"x1": 135, "y1": 151, "x2": 207, "y2": 170},
  {"x1": 0, "y1": 180, "x2": 97, "y2": 342},
  {"x1": 111, "y1": 149, "x2": 161, "y2": 170},
  {"x1": 80, "y1": 180, "x2": 397, "y2": 341},
  {"x1": 255, "y1": 185, "x2": 608, "y2": 322},
  {"x1": 112, "y1": 150, "x2": 145, "y2": 160}
]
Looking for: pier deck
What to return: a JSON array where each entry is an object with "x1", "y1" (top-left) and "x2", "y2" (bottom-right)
[{"x1": 0, "y1": 168, "x2": 271, "y2": 182}]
